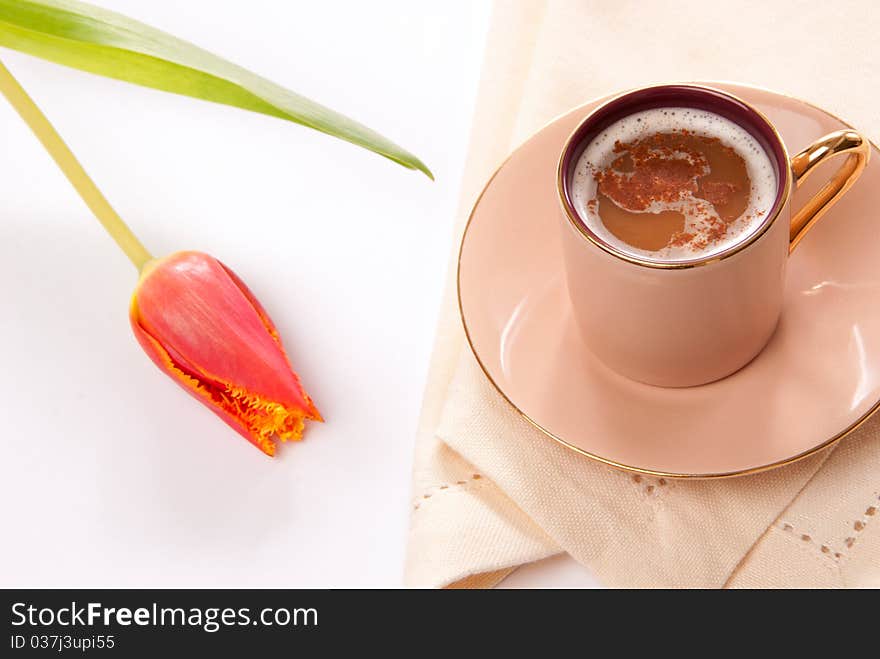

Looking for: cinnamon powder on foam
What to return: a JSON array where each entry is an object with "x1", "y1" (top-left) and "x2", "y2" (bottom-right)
[{"x1": 592, "y1": 129, "x2": 754, "y2": 252}]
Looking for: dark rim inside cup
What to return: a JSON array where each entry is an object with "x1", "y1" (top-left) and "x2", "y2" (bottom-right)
[{"x1": 559, "y1": 84, "x2": 789, "y2": 267}]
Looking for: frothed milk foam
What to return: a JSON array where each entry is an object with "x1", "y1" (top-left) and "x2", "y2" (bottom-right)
[{"x1": 570, "y1": 107, "x2": 777, "y2": 261}]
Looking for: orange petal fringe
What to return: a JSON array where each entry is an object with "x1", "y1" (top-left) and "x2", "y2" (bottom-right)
[{"x1": 138, "y1": 328, "x2": 307, "y2": 457}]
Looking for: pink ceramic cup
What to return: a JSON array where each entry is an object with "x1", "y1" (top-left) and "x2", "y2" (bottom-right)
[{"x1": 557, "y1": 84, "x2": 869, "y2": 387}]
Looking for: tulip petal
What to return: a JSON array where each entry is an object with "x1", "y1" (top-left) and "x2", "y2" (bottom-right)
[
  {"x1": 218, "y1": 262, "x2": 322, "y2": 422},
  {"x1": 130, "y1": 314, "x2": 277, "y2": 455}
]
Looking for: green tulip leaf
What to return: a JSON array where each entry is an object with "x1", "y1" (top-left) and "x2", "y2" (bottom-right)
[{"x1": 0, "y1": 0, "x2": 432, "y2": 178}]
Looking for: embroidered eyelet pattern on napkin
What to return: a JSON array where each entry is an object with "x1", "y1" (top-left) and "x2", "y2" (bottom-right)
[
  {"x1": 779, "y1": 495, "x2": 879, "y2": 562},
  {"x1": 413, "y1": 474, "x2": 485, "y2": 511}
]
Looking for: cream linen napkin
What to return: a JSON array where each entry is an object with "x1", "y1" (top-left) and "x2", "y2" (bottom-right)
[{"x1": 406, "y1": 0, "x2": 880, "y2": 588}]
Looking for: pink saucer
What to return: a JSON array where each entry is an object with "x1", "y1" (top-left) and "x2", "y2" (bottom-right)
[{"x1": 458, "y1": 82, "x2": 880, "y2": 478}]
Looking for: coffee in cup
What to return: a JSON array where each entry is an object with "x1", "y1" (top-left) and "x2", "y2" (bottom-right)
[{"x1": 568, "y1": 107, "x2": 777, "y2": 262}]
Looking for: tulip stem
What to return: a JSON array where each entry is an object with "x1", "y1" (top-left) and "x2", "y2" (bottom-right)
[{"x1": 0, "y1": 59, "x2": 153, "y2": 270}]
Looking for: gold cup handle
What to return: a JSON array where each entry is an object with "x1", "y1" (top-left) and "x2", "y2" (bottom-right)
[{"x1": 789, "y1": 129, "x2": 870, "y2": 251}]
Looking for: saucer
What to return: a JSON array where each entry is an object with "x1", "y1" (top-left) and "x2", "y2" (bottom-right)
[{"x1": 458, "y1": 82, "x2": 880, "y2": 478}]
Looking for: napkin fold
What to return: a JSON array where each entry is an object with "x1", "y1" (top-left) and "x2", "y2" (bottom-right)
[{"x1": 406, "y1": 0, "x2": 880, "y2": 588}]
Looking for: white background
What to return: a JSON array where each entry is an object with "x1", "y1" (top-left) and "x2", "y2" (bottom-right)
[
  {"x1": 0, "y1": 0, "x2": 600, "y2": 589},
  {"x1": 0, "y1": 0, "x2": 492, "y2": 587}
]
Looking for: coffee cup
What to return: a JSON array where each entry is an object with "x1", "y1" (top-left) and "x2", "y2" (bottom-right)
[{"x1": 557, "y1": 84, "x2": 869, "y2": 387}]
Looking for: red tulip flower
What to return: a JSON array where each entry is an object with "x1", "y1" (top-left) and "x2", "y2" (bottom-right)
[
  {"x1": 130, "y1": 252, "x2": 322, "y2": 456},
  {"x1": 0, "y1": 59, "x2": 323, "y2": 457}
]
